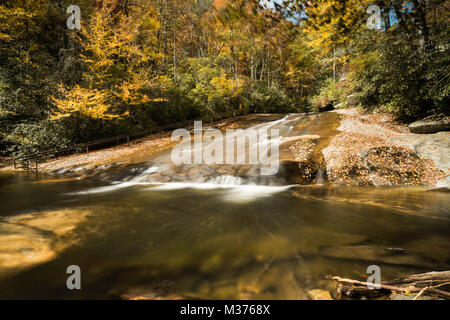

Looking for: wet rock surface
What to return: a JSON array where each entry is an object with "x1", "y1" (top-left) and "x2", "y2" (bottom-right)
[
  {"x1": 0, "y1": 112, "x2": 448, "y2": 300},
  {"x1": 389, "y1": 131, "x2": 450, "y2": 174},
  {"x1": 308, "y1": 289, "x2": 333, "y2": 300},
  {"x1": 320, "y1": 245, "x2": 441, "y2": 269},
  {"x1": 2, "y1": 114, "x2": 286, "y2": 177},
  {"x1": 0, "y1": 209, "x2": 88, "y2": 277},
  {"x1": 287, "y1": 112, "x2": 340, "y2": 185},
  {"x1": 286, "y1": 138, "x2": 321, "y2": 184}
]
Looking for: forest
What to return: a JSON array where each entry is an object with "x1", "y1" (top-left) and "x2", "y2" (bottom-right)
[{"x1": 0, "y1": 0, "x2": 449, "y2": 156}]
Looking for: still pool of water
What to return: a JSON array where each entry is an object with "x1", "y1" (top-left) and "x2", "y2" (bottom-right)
[{"x1": 0, "y1": 114, "x2": 448, "y2": 299}]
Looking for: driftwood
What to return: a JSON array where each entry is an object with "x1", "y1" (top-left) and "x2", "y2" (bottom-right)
[{"x1": 330, "y1": 271, "x2": 450, "y2": 300}]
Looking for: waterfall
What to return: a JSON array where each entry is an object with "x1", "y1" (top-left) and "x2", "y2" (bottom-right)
[
  {"x1": 208, "y1": 175, "x2": 243, "y2": 185},
  {"x1": 316, "y1": 168, "x2": 326, "y2": 186},
  {"x1": 70, "y1": 114, "x2": 310, "y2": 196}
]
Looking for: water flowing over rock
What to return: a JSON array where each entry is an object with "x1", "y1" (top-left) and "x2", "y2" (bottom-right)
[
  {"x1": 0, "y1": 111, "x2": 449, "y2": 299},
  {"x1": 66, "y1": 114, "x2": 334, "y2": 204}
]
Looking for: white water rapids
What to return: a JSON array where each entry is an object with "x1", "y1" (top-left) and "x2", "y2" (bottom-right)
[{"x1": 70, "y1": 114, "x2": 314, "y2": 201}]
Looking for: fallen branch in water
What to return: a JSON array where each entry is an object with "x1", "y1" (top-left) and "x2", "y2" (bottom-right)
[
  {"x1": 330, "y1": 271, "x2": 450, "y2": 300},
  {"x1": 413, "y1": 282, "x2": 450, "y2": 300}
]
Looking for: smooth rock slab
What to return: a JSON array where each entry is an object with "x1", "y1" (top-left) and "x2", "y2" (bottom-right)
[
  {"x1": 308, "y1": 289, "x2": 333, "y2": 300},
  {"x1": 408, "y1": 116, "x2": 450, "y2": 134}
]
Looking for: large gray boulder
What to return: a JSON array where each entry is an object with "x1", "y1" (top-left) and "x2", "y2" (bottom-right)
[
  {"x1": 408, "y1": 115, "x2": 450, "y2": 134},
  {"x1": 346, "y1": 94, "x2": 359, "y2": 106}
]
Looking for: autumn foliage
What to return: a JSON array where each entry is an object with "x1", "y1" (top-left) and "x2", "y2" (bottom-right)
[{"x1": 0, "y1": 0, "x2": 448, "y2": 156}]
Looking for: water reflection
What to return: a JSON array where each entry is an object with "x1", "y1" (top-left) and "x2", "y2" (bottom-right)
[
  {"x1": 0, "y1": 208, "x2": 88, "y2": 277},
  {"x1": 0, "y1": 177, "x2": 448, "y2": 299},
  {"x1": 0, "y1": 112, "x2": 448, "y2": 299}
]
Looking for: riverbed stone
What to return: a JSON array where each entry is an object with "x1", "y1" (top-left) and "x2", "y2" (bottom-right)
[
  {"x1": 308, "y1": 289, "x2": 333, "y2": 300},
  {"x1": 347, "y1": 94, "x2": 359, "y2": 106},
  {"x1": 408, "y1": 115, "x2": 450, "y2": 134}
]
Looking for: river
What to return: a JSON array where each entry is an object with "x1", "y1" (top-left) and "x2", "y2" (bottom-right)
[{"x1": 0, "y1": 113, "x2": 448, "y2": 299}]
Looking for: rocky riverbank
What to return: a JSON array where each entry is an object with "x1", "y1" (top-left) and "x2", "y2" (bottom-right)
[
  {"x1": 3, "y1": 110, "x2": 449, "y2": 189},
  {"x1": 321, "y1": 109, "x2": 448, "y2": 188},
  {"x1": 284, "y1": 109, "x2": 448, "y2": 188}
]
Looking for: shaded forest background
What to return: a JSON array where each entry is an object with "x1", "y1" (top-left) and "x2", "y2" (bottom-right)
[{"x1": 0, "y1": 0, "x2": 448, "y2": 156}]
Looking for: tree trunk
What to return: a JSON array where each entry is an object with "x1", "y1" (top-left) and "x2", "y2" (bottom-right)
[
  {"x1": 173, "y1": 31, "x2": 176, "y2": 81},
  {"x1": 411, "y1": 0, "x2": 431, "y2": 50},
  {"x1": 333, "y1": 45, "x2": 336, "y2": 82}
]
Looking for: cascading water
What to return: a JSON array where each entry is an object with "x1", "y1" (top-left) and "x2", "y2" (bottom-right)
[
  {"x1": 208, "y1": 175, "x2": 243, "y2": 185},
  {"x1": 316, "y1": 168, "x2": 326, "y2": 186},
  {"x1": 74, "y1": 114, "x2": 316, "y2": 198},
  {"x1": 1, "y1": 111, "x2": 449, "y2": 300}
]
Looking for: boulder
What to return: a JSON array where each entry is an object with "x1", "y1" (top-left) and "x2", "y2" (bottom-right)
[
  {"x1": 346, "y1": 94, "x2": 359, "y2": 106},
  {"x1": 308, "y1": 289, "x2": 333, "y2": 300},
  {"x1": 408, "y1": 115, "x2": 450, "y2": 134}
]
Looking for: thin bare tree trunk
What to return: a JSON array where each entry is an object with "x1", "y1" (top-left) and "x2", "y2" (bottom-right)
[
  {"x1": 333, "y1": 45, "x2": 336, "y2": 82},
  {"x1": 173, "y1": 31, "x2": 176, "y2": 81}
]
